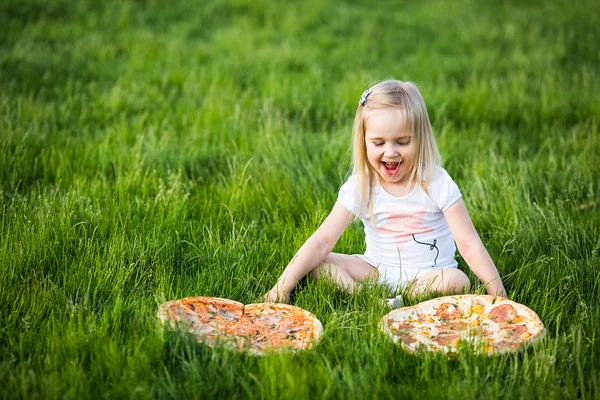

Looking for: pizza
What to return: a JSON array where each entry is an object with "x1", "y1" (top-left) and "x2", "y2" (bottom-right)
[
  {"x1": 380, "y1": 295, "x2": 545, "y2": 355},
  {"x1": 157, "y1": 296, "x2": 323, "y2": 355}
]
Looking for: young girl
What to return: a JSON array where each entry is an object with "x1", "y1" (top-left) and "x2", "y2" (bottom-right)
[{"x1": 264, "y1": 80, "x2": 507, "y2": 304}]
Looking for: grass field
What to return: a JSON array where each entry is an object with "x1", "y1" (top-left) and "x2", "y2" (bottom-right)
[{"x1": 1, "y1": 0, "x2": 599, "y2": 398}]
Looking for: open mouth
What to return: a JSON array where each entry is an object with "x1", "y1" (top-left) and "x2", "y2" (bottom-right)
[{"x1": 382, "y1": 161, "x2": 400, "y2": 176}]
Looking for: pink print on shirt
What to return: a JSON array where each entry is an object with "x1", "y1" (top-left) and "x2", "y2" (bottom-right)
[{"x1": 377, "y1": 206, "x2": 434, "y2": 251}]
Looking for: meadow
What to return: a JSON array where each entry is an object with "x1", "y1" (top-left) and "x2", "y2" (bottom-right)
[{"x1": 1, "y1": 0, "x2": 599, "y2": 398}]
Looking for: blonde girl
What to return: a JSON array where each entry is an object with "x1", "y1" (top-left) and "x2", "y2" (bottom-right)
[{"x1": 264, "y1": 80, "x2": 506, "y2": 304}]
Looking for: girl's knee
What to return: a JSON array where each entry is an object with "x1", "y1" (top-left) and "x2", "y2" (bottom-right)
[
  {"x1": 443, "y1": 268, "x2": 470, "y2": 293},
  {"x1": 310, "y1": 265, "x2": 324, "y2": 280},
  {"x1": 412, "y1": 268, "x2": 470, "y2": 296},
  {"x1": 310, "y1": 260, "x2": 336, "y2": 280}
]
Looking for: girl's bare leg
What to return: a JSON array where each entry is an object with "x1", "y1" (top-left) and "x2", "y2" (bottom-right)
[
  {"x1": 310, "y1": 253, "x2": 379, "y2": 294},
  {"x1": 407, "y1": 268, "x2": 471, "y2": 297}
]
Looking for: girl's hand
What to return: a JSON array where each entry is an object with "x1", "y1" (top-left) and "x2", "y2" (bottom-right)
[
  {"x1": 262, "y1": 286, "x2": 290, "y2": 304},
  {"x1": 486, "y1": 280, "x2": 508, "y2": 298}
]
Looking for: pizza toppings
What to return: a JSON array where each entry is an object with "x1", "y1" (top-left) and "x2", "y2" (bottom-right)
[
  {"x1": 381, "y1": 295, "x2": 545, "y2": 355},
  {"x1": 471, "y1": 303, "x2": 485, "y2": 314},
  {"x1": 488, "y1": 304, "x2": 517, "y2": 324},
  {"x1": 158, "y1": 297, "x2": 323, "y2": 355},
  {"x1": 500, "y1": 324, "x2": 531, "y2": 341},
  {"x1": 434, "y1": 333, "x2": 460, "y2": 347},
  {"x1": 435, "y1": 303, "x2": 462, "y2": 321}
]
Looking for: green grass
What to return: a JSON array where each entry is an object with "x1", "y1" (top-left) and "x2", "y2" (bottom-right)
[{"x1": 1, "y1": 0, "x2": 599, "y2": 398}]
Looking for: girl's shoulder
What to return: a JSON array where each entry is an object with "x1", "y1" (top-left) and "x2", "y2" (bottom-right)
[
  {"x1": 427, "y1": 166, "x2": 456, "y2": 187},
  {"x1": 425, "y1": 167, "x2": 462, "y2": 211},
  {"x1": 342, "y1": 174, "x2": 359, "y2": 185},
  {"x1": 337, "y1": 174, "x2": 363, "y2": 216},
  {"x1": 338, "y1": 174, "x2": 360, "y2": 194}
]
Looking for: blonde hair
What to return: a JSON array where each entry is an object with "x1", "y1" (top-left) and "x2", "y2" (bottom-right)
[{"x1": 351, "y1": 80, "x2": 441, "y2": 222}]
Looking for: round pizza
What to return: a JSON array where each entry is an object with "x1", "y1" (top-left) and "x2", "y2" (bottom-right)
[
  {"x1": 380, "y1": 295, "x2": 545, "y2": 355},
  {"x1": 157, "y1": 296, "x2": 323, "y2": 355}
]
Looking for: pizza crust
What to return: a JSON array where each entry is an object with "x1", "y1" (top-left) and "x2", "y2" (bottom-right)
[
  {"x1": 158, "y1": 297, "x2": 323, "y2": 355},
  {"x1": 380, "y1": 295, "x2": 545, "y2": 355}
]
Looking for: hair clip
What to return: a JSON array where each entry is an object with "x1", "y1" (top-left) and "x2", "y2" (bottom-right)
[{"x1": 359, "y1": 89, "x2": 371, "y2": 106}]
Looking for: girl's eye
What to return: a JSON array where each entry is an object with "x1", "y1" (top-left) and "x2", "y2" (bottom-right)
[
  {"x1": 397, "y1": 141, "x2": 410, "y2": 146},
  {"x1": 373, "y1": 142, "x2": 384, "y2": 147}
]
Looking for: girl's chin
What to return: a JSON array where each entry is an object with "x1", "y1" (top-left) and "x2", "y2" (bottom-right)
[
  {"x1": 379, "y1": 172, "x2": 403, "y2": 182},
  {"x1": 377, "y1": 168, "x2": 409, "y2": 184}
]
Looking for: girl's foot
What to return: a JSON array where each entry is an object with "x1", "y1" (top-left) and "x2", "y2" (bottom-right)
[{"x1": 386, "y1": 295, "x2": 404, "y2": 309}]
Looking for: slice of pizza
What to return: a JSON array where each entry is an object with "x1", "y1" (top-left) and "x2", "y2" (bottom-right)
[
  {"x1": 244, "y1": 303, "x2": 324, "y2": 354},
  {"x1": 158, "y1": 297, "x2": 244, "y2": 328},
  {"x1": 158, "y1": 297, "x2": 246, "y2": 349}
]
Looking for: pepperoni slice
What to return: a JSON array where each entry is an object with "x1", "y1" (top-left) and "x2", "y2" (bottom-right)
[
  {"x1": 434, "y1": 332, "x2": 460, "y2": 346},
  {"x1": 399, "y1": 335, "x2": 417, "y2": 345},
  {"x1": 501, "y1": 324, "x2": 528, "y2": 339},
  {"x1": 488, "y1": 304, "x2": 517, "y2": 324},
  {"x1": 435, "y1": 303, "x2": 462, "y2": 321}
]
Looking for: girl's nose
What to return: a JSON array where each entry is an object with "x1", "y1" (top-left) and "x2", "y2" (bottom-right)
[{"x1": 384, "y1": 144, "x2": 398, "y2": 157}]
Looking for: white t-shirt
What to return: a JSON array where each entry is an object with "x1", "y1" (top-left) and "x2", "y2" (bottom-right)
[{"x1": 337, "y1": 167, "x2": 462, "y2": 286}]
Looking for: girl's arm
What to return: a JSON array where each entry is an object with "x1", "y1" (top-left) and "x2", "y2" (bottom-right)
[
  {"x1": 263, "y1": 202, "x2": 355, "y2": 302},
  {"x1": 443, "y1": 199, "x2": 508, "y2": 297}
]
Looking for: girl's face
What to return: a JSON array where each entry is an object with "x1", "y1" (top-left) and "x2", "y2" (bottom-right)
[{"x1": 364, "y1": 108, "x2": 415, "y2": 188}]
